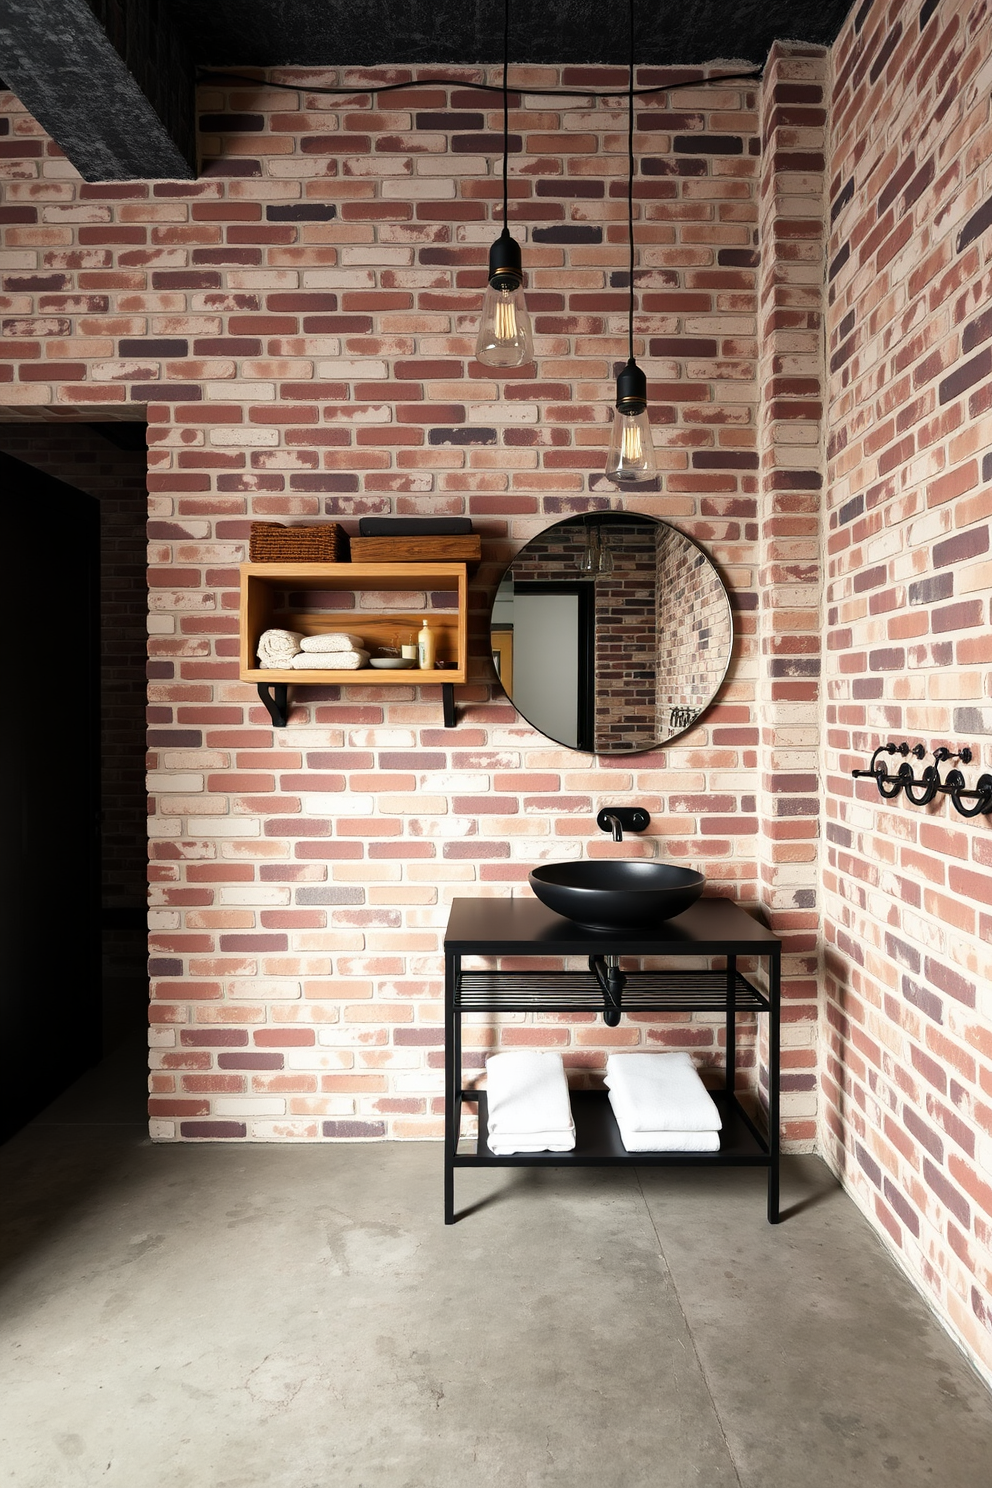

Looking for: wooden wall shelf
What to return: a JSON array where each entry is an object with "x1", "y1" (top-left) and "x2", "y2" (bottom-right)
[{"x1": 240, "y1": 561, "x2": 469, "y2": 727}]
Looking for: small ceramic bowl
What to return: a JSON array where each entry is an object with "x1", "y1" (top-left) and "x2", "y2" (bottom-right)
[{"x1": 370, "y1": 657, "x2": 417, "y2": 669}]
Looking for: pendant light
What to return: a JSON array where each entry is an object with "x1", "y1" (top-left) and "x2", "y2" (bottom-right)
[
  {"x1": 605, "y1": 0, "x2": 657, "y2": 483},
  {"x1": 578, "y1": 518, "x2": 614, "y2": 576},
  {"x1": 475, "y1": 0, "x2": 533, "y2": 367}
]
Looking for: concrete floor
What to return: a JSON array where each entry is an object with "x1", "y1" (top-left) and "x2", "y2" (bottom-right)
[{"x1": 1, "y1": 1047, "x2": 990, "y2": 1488}]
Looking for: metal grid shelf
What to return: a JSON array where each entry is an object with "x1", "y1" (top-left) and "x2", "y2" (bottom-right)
[
  {"x1": 454, "y1": 1090, "x2": 770, "y2": 1167},
  {"x1": 455, "y1": 968, "x2": 768, "y2": 1013}
]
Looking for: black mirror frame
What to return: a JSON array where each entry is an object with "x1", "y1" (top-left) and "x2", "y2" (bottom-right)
[{"x1": 489, "y1": 511, "x2": 735, "y2": 756}]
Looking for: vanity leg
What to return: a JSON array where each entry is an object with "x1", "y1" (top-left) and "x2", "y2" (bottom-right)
[
  {"x1": 444, "y1": 949, "x2": 457, "y2": 1224},
  {"x1": 767, "y1": 949, "x2": 781, "y2": 1224},
  {"x1": 725, "y1": 954, "x2": 737, "y2": 1094}
]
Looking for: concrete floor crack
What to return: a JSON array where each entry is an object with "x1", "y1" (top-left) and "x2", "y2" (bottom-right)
[{"x1": 634, "y1": 1168, "x2": 746, "y2": 1488}]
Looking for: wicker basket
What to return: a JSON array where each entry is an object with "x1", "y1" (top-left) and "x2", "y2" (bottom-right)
[{"x1": 249, "y1": 522, "x2": 348, "y2": 563}]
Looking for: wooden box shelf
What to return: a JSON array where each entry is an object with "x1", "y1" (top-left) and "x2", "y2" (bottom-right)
[{"x1": 240, "y1": 562, "x2": 469, "y2": 725}]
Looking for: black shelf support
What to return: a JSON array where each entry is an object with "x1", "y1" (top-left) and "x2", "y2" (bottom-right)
[
  {"x1": 257, "y1": 681, "x2": 459, "y2": 730},
  {"x1": 257, "y1": 682, "x2": 289, "y2": 728}
]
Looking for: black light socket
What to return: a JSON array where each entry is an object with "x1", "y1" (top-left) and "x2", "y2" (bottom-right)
[
  {"x1": 615, "y1": 356, "x2": 647, "y2": 414},
  {"x1": 487, "y1": 226, "x2": 523, "y2": 292}
]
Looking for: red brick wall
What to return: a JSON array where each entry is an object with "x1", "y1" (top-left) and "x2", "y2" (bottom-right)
[
  {"x1": 0, "y1": 68, "x2": 825, "y2": 1150},
  {"x1": 825, "y1": 0, "x2": 992, "y2": 1387}
]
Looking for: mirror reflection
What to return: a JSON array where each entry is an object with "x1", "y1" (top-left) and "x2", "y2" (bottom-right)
[{"x1": 490, "y1": 513, "x2": 733, "y2": 755}]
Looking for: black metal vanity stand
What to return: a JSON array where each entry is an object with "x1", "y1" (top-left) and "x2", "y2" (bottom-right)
[{"x1": 443, "y1": 897, "x2": 782, "y2": 1225}]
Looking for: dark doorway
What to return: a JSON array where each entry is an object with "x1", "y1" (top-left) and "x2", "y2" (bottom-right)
[
  {"x1": 511, "y1": 581, "x2": 596, "y2": 752},
  {"x1": 0, "y1": 422, "x2": 148, "y2": 1140},
  {"x1": 0, "y1": 452, "x2": 102, "y2": 1139}
]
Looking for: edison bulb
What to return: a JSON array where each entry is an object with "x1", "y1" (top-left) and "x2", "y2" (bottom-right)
[
  {"x1": 605, "y1": 406, "x2": 657, "y2": 483},
  {"x1": 475, "y1": 284, "x2": 534, "y2": 367}
]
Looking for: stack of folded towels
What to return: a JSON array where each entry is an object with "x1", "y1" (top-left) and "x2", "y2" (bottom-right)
[
  {"x1": 604, "y1": 1051, "x2": 722, "y2": 1152},
  {"x1": 485, "y1": 1050, "x2": 576, "y2": 1156},
  {"x1": 291, "y1": 633, "x2": 368, "y2": 670},
  {"x1": 256, "y1": 629, "x2": 369, "y2": 670}
]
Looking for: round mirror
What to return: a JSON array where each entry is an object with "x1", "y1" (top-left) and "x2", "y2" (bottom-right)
[{"x1": 490, "y1": 513, "x2": 733, "y2": 755}]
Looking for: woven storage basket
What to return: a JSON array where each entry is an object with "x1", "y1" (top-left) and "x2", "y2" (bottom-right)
[{"x1": 249, "y1": 522, "x2": 348, "y2": 562}]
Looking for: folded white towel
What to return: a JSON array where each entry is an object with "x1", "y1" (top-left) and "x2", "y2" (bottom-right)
[
  {"x1": 256, "y1": 628, "x2": 303, "y2": 668},
  {"x1": 299, "y1": 632, "x2": 366, "y2": 653},
  {"x1": 605, "y1": 1052, "x2": 721, "y2": 1132},
  {"x1": 290, "y1": 649, "x2": 369, "y2": 670},
  {"x1": 485, "y1": 1050, "x2": 575, "y2": 1155},
  {"x1": 610, "y1": 1109, "x2": 721, "y2": 1153},
  {"x1": 488, "y1": 1130, "x2": 578, "y2": 1156}
]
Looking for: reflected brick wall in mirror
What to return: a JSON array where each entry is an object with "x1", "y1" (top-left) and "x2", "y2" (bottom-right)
[
  {"x1": 655, "y1": 529, "x2": 731, "y2": 727},
  {"x1": 591, "y1": 520, "x2": 658, "y2": 753}
]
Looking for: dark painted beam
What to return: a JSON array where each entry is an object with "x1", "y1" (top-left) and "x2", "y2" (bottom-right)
[
  {"x1": 0, "y1": 0, "x2": 195, "y2": 181},
  {"x1": 170, "y1": 0, "x2": 854, "y2": 68}
]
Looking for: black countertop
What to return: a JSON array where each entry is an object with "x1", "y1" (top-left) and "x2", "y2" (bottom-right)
[{"x1": 444, "y1": 896, "x2": 780, "y2": 955}]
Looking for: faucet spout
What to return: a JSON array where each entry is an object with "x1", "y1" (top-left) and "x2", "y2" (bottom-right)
[{"x1": 596, "y1": 806, "x2": 650, "y2": 841}]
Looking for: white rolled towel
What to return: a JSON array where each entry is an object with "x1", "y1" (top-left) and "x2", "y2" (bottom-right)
[
  {"x1": 485, "y1": 1050, "x2": 575, "y2": 1156},
  {"x1": 290, "y1": 648, "x2": 369, "y2": 670},
  {"x1": 299, "y1": 632, "x2": 366, "y2": 653},
  {"x1": 257, "y1": 628, "x2": 303, "y2": 668},
  {"x1": 604, "y1": 1052, "x2": 722, "y2": 1132}
]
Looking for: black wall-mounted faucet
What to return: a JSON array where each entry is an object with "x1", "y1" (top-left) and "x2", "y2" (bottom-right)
[{"x1": 596, "y1": 807, "x2": 650, "y2": 841}]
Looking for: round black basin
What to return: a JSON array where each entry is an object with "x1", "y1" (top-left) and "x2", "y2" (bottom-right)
[{"x1": 529, "y1": 860, "x2": 706, "y2": 930}]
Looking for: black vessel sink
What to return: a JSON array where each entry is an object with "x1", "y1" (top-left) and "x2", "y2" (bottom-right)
[{"x1": 528, "y1": 860, "x2": 706, "y2": 930}]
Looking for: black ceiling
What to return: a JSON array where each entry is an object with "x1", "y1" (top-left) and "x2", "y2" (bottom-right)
[
  {"x1": 0, "y1": 0, "x2": 855, "y2": 182},
  {"x1": 170, "y1": 0, "x2": 856, "y2": 68}
]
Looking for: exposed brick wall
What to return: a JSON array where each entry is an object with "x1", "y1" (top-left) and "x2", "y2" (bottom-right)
[
  {"x1": 755, "y1": 42, "x2": 829, "y2": 1146},
  {"x1": 825, "y1": 0, "x2": 992, "y2": 1388},
  {"x1": 0, "y1": 67, "x2": 824, "y2": 1152}
]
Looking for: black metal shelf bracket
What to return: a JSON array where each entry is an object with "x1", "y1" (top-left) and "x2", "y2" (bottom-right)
[
  {"x1": 852, "y1": 741, "x2": 992, "y2": 818},
  {"x1": 258, "y1": 681, "x2": 458, "y2": 730},
  {"x1": 257, "y1": 682, "x2": 289, "y2": 728}
]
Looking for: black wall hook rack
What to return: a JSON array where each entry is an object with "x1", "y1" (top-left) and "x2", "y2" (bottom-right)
[{"x1": 852, "y1": 742, "x2": 992, "y2": 818}]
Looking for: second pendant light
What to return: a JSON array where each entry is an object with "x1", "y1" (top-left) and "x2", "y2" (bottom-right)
[{"x1": 605, "y1": 0, "x2": 657, "y2": 483}]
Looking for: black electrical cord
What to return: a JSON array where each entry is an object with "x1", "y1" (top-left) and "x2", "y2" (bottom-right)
[
  {"x1": 195, "y1": 69, "x2": 762, "y2": 101},
  {"x1": 502, "y1": 0, "x2": 510, "y2": 227},
  {"x1": 627, "y1": 0, "x2": 635, "y2": 364}
]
